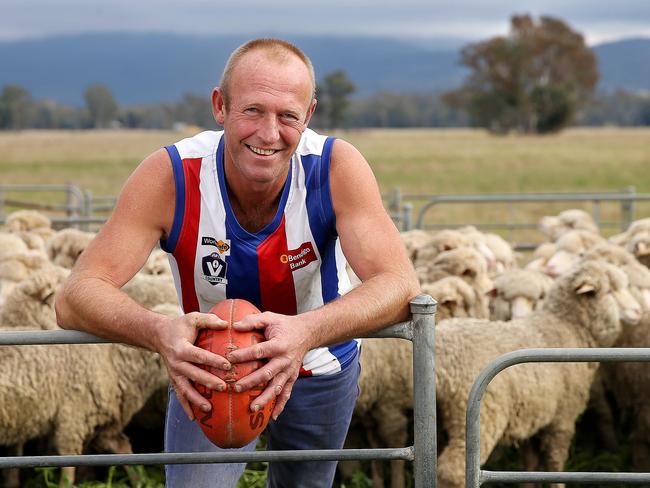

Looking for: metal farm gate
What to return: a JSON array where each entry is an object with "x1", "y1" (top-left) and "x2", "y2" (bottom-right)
[{"x1": 0, "y1": 296, "x2": 438, "y2": 488}]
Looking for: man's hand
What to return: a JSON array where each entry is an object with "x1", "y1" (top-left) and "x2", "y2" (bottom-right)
[
  {"x1": 228, "y1": 312, "x2": 313, "y2": 420},
  {"x1": 156, "y1": 312, "x2": 232, "y2": 420}
]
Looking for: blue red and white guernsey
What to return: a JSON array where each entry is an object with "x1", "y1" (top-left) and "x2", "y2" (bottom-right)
[{"x1": 160, "y1": 129, "x2": 359, "y2": 377}]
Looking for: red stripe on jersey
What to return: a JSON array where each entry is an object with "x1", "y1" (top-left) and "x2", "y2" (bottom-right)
[
  {"x1": 173, "y1": 157, "x2": 203, "y2": 313},
  {"x1": 257, "y1": 215, "x2": 298, "y2": 315}
]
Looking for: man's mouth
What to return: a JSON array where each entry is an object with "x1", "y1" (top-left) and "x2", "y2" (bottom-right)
[{"x1": 247, "y1": 144, "x2": 278, "y2": 156}]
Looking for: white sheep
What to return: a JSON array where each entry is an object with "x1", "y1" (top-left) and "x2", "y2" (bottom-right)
[
  {"x1": 544, "y1": 229, "x2": 607, "y2": 277},
  {"x1": 46, "y1": 228, "x2": 96, "y2": 269},
  {"x1": 0, "y1": 338, "x2": 169, "y2": 486},
  {"x1": 416, "y1": 247, "x2": 493, "y2": 318},
  {"x1": 141, "y1": 248, "x2": 173, "y2": 276},
  {"x1": 400, "y1": 229, "x2": 434, "y2": 262},
  {"x1": 0, "y1": 251, "x2": 52, "y2": 309},
  {"x1": 4, "y1": 210, "x2": 52, "y2": 233},
  {"x1": 0, "y1": 233, "x2": 29, "y2": 258},
  {"x1": 435, "y1": 260, "x2": 641, "y2": 488},
  {"x1": 489, "y1": 268, "x2": 554, "y2": 321},
  {"x1": 525, "y1": 242, "x2": 557, "y2": 272},
  {"x1": 421, "y1": 276, "x2": 480, "y2": 320},
  {"x1": 122, "y1": 272, "x2": 179, "y2": 310},
  {"x1": 538, "y1": 209, "x2": 599, "y2": 242}
]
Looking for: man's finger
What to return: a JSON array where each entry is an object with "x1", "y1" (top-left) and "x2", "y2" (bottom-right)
[
  {"x1": 175, "y1": 360, "x2": 228, "y2": 392},
  {"x1": 186, "y1": 343, "x2": 232, "y2": 371},
  {"x1": 187, "y1": 311, "x2": 230, "y2": 330},
  {"x1": 227, "y1": 338, "x2": 274, "y2": 363},
  {"x1": 231, "y1": 312, "x2": 274, "y2": 331},
  {"x1": 250, "y1": 373, "x2": 288, "y2": 412},
  {"x1": 271, "y1": 380, "x2": 295, "y2": 420},
  {"x1": 173, "y1": 377, "x2": 212, "y2": 420}
]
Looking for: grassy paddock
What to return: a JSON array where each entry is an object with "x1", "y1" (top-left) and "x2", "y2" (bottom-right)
[{"x1": 2, "y1": 127, "x2": 649, "y2": 247}]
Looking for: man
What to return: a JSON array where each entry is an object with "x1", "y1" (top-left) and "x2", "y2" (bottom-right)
[{"x1": 56, "y1": 38, "x2": 419, "y2": 487}]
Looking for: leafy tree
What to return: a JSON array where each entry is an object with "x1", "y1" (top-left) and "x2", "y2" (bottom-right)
[
  {"x1": 0, "y1": 84, "x2": 34, "y2": 130},
  {"x1": 319, "y1": 70, "x2": 355, "y2": 129},
  {"x1": 84, "y1": 84, "x2": 119, "y2": 128},
  {"x1": 444, "y1": 15, "x2": 599, "y2": 134}
]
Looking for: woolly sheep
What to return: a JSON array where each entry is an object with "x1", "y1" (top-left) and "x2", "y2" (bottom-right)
[
  {"x1": 421, "y1": 276, "x2": 479, "y2": 320},
  {"x1": 489, "y1": 268, "x2": 554, "y2": 320},
  {"x1": 416, "y1": 247, "x2": 492, "y2": 318},
  {"x1": 414, "y1": 230, "x2": 475, "y2": 267},
  {"x1": 0, "y1": 338, "x2": 169, "y2": 486},
  {"x1": 525, "y1": 242, "x2": 557, "y2": 272},
  {"x1": 538, "y1": 209, "x2": 599, "y2": 242},
  {"x1": 0, "y1": 251, "x2": 54, "y2": 310},
  {"x1": 483, "y1": 232, "x2": 517, "y2": 275},
  {"x1": 141, "y1": 248, "x2": 173, "y2": 276},
  {"x1": 626, "y1": 230, "x2": 650, "y2": 268},
  {"x1": 435, "y1": 261, "x2": 641, "y2": 488},
  {"x1": 456, "y1": 226, "x2": 499, "y2": 272},
  {"x1": 544, "y1": 229, "x2": 607, "y2": 277},
  {"x1": 122, "y1": 272, "x2": 179, "y2": 310},
  {"x1": 400, "y1": 229, "x2": 434, "y2": 262},
  {"x1": 0, "y1": 233, "x2": 28, "y2": 258},
  {"x1": 4, "y1": 210, "x2": 51, "y2": 233},
  {"x1": 46, "y1": 228, "x2": 96, "y2": 269}
]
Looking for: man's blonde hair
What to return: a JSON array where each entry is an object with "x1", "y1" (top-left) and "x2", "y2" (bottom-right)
[{"x1": 220, "y1": 38, "x2": 316, "y2": 109}]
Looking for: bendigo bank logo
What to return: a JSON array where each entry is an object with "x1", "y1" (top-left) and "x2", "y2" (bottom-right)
[{"x1": 280, "y1": 242, "x2": 317, "y2": 272}]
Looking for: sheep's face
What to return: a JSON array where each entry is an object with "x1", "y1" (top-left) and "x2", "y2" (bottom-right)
[{"x1": 568, "y1": 262, "x2": 641, "y2": 346}]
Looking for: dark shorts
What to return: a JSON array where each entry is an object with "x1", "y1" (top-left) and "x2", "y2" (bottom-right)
[{"x1": 165, "y1": 351, "x2": 360, "y2": 488}]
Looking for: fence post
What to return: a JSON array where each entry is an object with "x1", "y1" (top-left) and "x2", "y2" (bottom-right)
[
  {"x1": 621, "y1": 186, "x2": 636, "y2": 231},
  {"x1": 402, "y1": 203, "x2": 413, "y2": 232},
  {"x1": 410, "y1": 294, "x2": 437, "y2": 488}
]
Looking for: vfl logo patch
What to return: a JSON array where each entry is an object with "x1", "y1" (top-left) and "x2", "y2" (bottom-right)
[
  {"x1": 202, "y1": 252, "x2": 228, "y2": 285},
  {"x1": 201, "y1": 236, "x2": 230, "y2": 285},
  {"x1": 280, "y1": 242, "x2": 317, "y2": 272}
]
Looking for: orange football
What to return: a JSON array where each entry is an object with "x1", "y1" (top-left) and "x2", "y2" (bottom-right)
[{"x1": 191, "y1": 299, "x2": 274, "y2": 448}]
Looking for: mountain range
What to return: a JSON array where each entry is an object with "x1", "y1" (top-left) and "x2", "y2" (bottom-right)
[{"x1": 0, "y1": 33, "x2": 647, "y2": 106}]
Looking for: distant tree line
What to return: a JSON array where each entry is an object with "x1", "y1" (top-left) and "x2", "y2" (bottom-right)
[{"x1": 1, "y1": 14, "x2": 649, "y2": 133}]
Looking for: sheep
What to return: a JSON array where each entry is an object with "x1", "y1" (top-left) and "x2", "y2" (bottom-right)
[
  {"x1": 421, "y1": 276, "x2": 480, "y2": 320},
  {"x1": 46, "y1": 228, "x2": 96, "y2": 269},
  {"x1": 0, "y1": 338, "x2": 169, "y2": 486},
  {"x1": 483, "y1": 232, "x2": 518, "y2": 275},
  {"x1": 488, "y1": 268, "x2": 554, "y2": 321},
  {"x1": 4, "y1": 210, "x2": 52, "y2": 234},
  {"x1": 414, "y1": 230, "x2": 476, "y2": 266},
  {"x1": 0, "y1": 233, "x2": 29, "y2": 258},
  {"x1": 121, "y1": 272, "x2": 179, "y2": 310},
  {"x1": 400, "y1": 229, "x2": 434, "y2": 262},
  {"x1": 525, "y1": 242, "x2": 557, "y2": 272},
  {"x1": 351, "y1": 338, "x2": 413, "y2": 488},
  {"x1": 626, "y1": 229, "x2": 650, "y2": 268},
  {"x1": 435, "y1": 260, "x2": 641, "y2": 488},
  {"x1": 544, "y1": 229, "x2": 607, "y2": 277},
  {"x1": 0, "y1": 253, "x2": 60, "y2": 312},
  {"x1": 141, "y1": 248, "x2": 173, "y2": 276},
  {"x1": 416, "y1": 247, "x2": 493, "y2": 318},
  {"x1": 538, "y1": 209, "x2": 599, "y2": 242}
]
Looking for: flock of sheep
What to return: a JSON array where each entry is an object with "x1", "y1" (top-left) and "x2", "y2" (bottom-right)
[
  {"x1": 2, "y1": 208, "x2": 650, "y2": 487},
  {"x1": 348, "y1": 210, "x2": 650, "y2": 488}
]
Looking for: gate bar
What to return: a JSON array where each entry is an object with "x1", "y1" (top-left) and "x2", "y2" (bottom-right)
[{"x1": 466, "y1": 348, "x2": 650, "y2": 487}]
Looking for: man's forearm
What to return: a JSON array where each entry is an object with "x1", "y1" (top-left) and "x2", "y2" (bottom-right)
[
  {"x1": 55, "y1": 275, "x2": 165, "y2": 352},
  {"x1": 301, "y1": 271, "x2": 420, "y2": 348}
]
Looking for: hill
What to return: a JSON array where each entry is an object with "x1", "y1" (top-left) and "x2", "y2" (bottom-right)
[{"x1": 0, "y1": 33, "x2": 647, "y2": 105}]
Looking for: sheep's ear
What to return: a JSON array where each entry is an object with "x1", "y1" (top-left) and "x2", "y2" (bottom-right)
[
  {"x1": 488, "y1": 288, "x2": 498, "y2": 298},
  {"x1": 575, "y1": 282, "x2": 597, "y2": 295},
  {"x1": 462, "y1": 268, "x2": 475, "y2": 278},
  {"x1": 439, "y1": 298, "x2": 457, "y2": 307}
]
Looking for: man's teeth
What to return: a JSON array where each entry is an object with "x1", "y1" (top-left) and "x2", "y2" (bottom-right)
[{"x1": 249, "y1": 145, "x2": 276, "y2": 156}]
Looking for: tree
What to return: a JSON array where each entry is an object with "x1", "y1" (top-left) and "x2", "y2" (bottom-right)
[
  {"x1": 318, "y1": 70, "x2": 355, "y2": 129},
  {"x1": 84, "y1": 84, "x2": 119, "y2": 128},
  {"x1": 444, "y1": 15, "x2": 599, "y2": 134},
  {"x1": 0, "y1": 84, "x2": 34, "y2": 130}
]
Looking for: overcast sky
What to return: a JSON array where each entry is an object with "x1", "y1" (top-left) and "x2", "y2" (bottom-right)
[{"x1": 2, "y1": 0, "x2": 649, "y2": 45}]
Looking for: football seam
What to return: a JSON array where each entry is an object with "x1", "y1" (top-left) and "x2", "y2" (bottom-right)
[{"x1": 227, "y1": 299, "x2": 234, "y2": 446}]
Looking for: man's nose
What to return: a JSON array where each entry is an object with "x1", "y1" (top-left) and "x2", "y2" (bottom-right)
[{"x1": 257, "y1": 114, "x2": 280, "y2": 144}]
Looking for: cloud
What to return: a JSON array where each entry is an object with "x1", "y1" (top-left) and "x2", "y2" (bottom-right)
[{"x1": 1, "y1": 0, "x2": 649, "y2": 44}]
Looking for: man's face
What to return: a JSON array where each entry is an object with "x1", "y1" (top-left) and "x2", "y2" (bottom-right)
[{"x1": 213, "y1": 51, "x2": 316, "y2": 188}]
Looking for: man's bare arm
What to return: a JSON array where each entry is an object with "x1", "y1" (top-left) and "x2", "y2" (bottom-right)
[{"x1": 55, "y1": 148, "x2": 230, "y2": 418}]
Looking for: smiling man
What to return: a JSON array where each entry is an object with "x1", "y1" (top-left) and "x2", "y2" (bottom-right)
[{"x1": 56, "y1": 38, "x2": 419, "y2": 488}]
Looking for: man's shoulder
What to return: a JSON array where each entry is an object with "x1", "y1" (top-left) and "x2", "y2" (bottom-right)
[{"x1": 172, "y1": 130, "x2": 223, "y2": 160}]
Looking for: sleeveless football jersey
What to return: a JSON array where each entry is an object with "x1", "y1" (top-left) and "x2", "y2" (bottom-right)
[{"x1": 160, "y1": 129, "x2": 358, "y2": 376}]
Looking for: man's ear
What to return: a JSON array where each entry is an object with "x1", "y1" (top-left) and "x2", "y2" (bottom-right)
[
  {"x1": 211, "y1": 87, "x2": 226, "y2": 125},
  {"x1": 304, "y1": 98, "x2": 317, "y2": 127}
]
